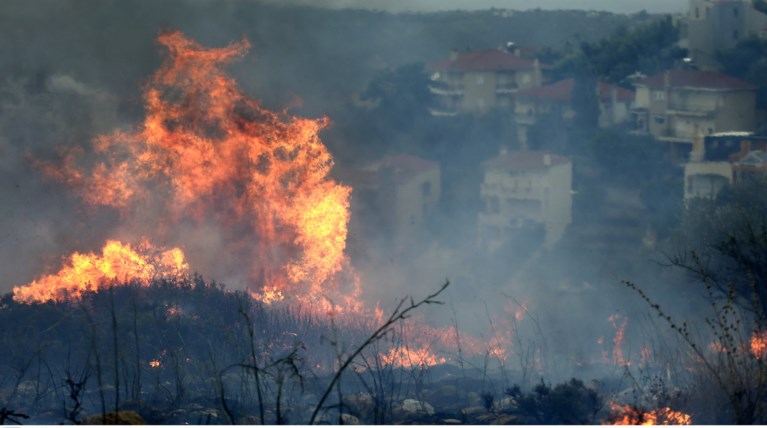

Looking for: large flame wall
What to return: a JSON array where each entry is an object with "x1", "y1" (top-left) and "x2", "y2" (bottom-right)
[{"x1": 15, "y1": 31, "x2": 356, "y2": 308}]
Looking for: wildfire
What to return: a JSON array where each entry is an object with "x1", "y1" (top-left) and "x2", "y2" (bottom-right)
[
  {"x1": 608, "y1": 314, "x2": 628, "y2": 366},
  {"x1": 380, "y1": 345, "x2": 447, "y2": 368},
  {"x1": 13, "y1": 240, "x2": 189, "y2": 303},
  {"x1": 14, "y1": 30, "x2": 520, "y2": 371},
  {"x1": 29, "y1": 31, "x2": 356, "y2": 309},
  {"x1": 604, "y1": 402, "x2": 692, "y2": 425},
  {"x1": 750, "y1": 330, "x2": 767, "y2": 359}
]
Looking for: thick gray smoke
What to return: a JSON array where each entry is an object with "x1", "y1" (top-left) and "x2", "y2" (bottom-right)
[{"x1": 0, "y1": 0, "x2": 703, "y2": 388}]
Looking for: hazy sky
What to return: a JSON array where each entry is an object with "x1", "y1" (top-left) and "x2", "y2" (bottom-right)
[{"x1": 272, "y1": 0, "x2": 688, "y2": 14}]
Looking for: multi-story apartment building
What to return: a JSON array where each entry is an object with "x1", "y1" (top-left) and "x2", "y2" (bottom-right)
[
  {"x1": 684, "y1": 133, "x2": 767, "y2": 200},
  {"x1": 632, "y1": 69, "x2": 757, "y2": 159},
  {"x1": 685, "y1": 0, "x2": 767, "y2": 69},
  {"x1": 514, "y1": 78, "x2": 634, "y2": 146},
  {"x1": 478, "y1": 150, "x2": 572, "y2": 251},
  {"x1": 346, "y1": 155, "x2": 441, "y2": 245},
  {"x1": 427, "y1": 47, "x2": 547, "y2": 116}
]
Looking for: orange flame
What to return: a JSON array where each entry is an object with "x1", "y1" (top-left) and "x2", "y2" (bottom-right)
[
  {"x1": 608, "y1": 314, "x2": 628, "y2": 366},
  {"x1": 380, "y1": 345, "x2": 447, "y2": 368},
  {"x1": 604, "y1": 402, "x2": 692, "y2": 425},
  {"x1": 750, "y1": 330, "x2": 767, "y2": 359},
  {"x1": 13, "y1": 240, "x2": 188, "y2": 303},
  {"x1": 34, "y1": 31, "x2": 356, "y2": 309}
]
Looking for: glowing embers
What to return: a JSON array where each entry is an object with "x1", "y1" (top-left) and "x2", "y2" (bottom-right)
[
  {"x1": 12, "y1": 240, "x2": 189, "y2": 304},
  {"x1": 31, "y1": 31, "x2": 355, "y2": 308},
  {"x1": 750, "y1": 330, "x2": 767, "y2": 359},
  {"x1": 604, "y1": 402, "x2": 692, "y2": 425}
]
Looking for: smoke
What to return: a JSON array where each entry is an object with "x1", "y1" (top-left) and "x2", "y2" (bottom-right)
[
  {"x1": 0, "y1": 0, "x2": 705, "y2": 386},
  {"x1": 260, "y1": 0, "x2": 687, "y2": 14}
]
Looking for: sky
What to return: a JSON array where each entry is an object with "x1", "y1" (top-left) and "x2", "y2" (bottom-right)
[{"x1": 269, "y1": 0, "x2": 689, "y2": 14}]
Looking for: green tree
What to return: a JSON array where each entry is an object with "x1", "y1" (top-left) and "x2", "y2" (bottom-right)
[
  {"x1": 556, "y1": 16, "x2": 684, "y2": 84},
  {"x1": 717, "y1": 37, "x2": 767, "y2": 110},
  {"x1": 671, "y1": 175, "x2": 767, "y2": 316}
]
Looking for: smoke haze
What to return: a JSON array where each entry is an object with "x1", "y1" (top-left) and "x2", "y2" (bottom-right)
[{"x1": 0, "y1": 0, "x2": 711, "y2": 394}]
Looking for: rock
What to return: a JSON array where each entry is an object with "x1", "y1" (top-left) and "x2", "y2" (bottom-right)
[
  {"x1": 476, "y1": 413, "x2": 498, "y2": 424},
  {"x1": 467, "y1": 391, "x2": 483, "y2": 407},
  {"x1": 461, "y1": 406, "x2": 489, "y2": 424},
  {"x1": 492, "y1": 414, "x2": 520, "y2": 424},
  {"x1": 344, "y1": 392, "x2": 374, "y2": 417},
  {"x1": 492, "y1": 396, "x2": 517, "y2": 413},
  {"x1": 461, "y1": 406, "x2": 487, "y2": 417},
  {"x1": 401, "y1": 398, "x2": 435, "y2": 416},
  {"x1": 81, "y1": 411, "x2": 146, "y2": 425},
  {"x1": 341, "y1": 413, "x2": 360, "y2": 424}
]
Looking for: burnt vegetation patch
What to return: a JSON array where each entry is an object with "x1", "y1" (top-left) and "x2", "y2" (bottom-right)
[{"x1": 0, "y1": 278, "x2": 631, "y2": 424}]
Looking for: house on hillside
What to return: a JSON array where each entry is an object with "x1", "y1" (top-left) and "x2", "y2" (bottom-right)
[
  {"x1": 684, "y1": 0, "x2": 767, "y2": 70},
  {"x1": 346, "y1": 155, "x2": 441, "y2": 245},
  {"x1": 684, "y1": 133, "x2": 767, "y2": 200},
  {"x1": 427, "y1": 46, "x2": 549, "y2": 116},
  {"x1": 513, "y1": 78, "x2": 634, "y2": 147},
  {"x1": 631, "y1": 69, "x2": 757, "y2": 160},
  {"x1": 478, "y1": 150, "x2": 572, "y2": 251}
]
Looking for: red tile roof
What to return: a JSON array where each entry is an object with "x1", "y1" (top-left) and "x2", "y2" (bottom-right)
[
  {"x1": 636, "y1": 70, "x2": 757, "y2": 90},
  {"x1": 514, "y1": 78, "x2": 634, "y2": 102},
  {"x1": 429, "y1": 49, "x2": 548, "y2": 72},
  {"x1": 484, "y1": 151, "x2": 570, "y2": 170}
]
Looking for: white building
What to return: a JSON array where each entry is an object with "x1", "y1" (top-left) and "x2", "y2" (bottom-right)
[{"x1": 478, "y1": 150, "x2": 572, "y2": 250}]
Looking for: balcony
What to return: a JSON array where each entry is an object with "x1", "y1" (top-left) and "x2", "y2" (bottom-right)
[
  {"x1": 429, "y1": 85, "x2": 464, "y2": 96},
  {"x1": 495, "y1": 83, "x2": 519, "y2": 94},
  {"x1": 666, "y1": 104, "x2": 714, "y2": 117},
  {"x1": 429, "y1": 107, "x2": 459, "y2": 117},
  {"x1": 481, "y1": 182, "x2": 538, "y2": 198}
]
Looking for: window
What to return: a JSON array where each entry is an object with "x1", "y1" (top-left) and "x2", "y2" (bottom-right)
[
  {"x1": 695, "y1": 7, "x2": 699, "y2": 18},
  {"x1": 654, "y1": 91, "x2": 665, "y2": 101},
  {"x1": 733, "y1": 7, "x2": 738, "y2": 17},
  {"x1": 421, "y1": 181, "x2": 432, "y2": 198},
  {"x1": 488, "y1": 197, "x2": 500, "y2": 214},
  {"x1": 655, "y1": 115, "x2": 666, "y2": 125},
  {"x1": 476, "y1": 75, "x2": 485, "y2": 85},
  {"x1": 733, "y1": 29, "x2": 739, "y2": 40}
]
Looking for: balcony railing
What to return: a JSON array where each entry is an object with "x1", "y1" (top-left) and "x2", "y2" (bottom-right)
[
  {"x1": 429, "y1": 107, "x2": 459, "y2": 117},
  {"x1": 429, "y1": 85, "x2": 464, "y2": 96},
  {"x1": 495, "y1": 84, "x2": 518, "y2": 94},
  {"x1": 666, "y1": 104, "x2": 715, "y2": 117}
]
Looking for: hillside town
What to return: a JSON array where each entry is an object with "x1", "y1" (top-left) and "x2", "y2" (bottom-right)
[
  {"x1": 3, "y1": 1, "x2": 767, "y2": 424},
  {"x1": 343, "y1": 0, "x2": 767, "y2": 256}
]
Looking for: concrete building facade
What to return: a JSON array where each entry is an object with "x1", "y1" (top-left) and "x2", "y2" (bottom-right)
[
  {"x1": 632, "y1": 70, "x2": 757, "y2": 159},
  {"x1": 428, "y1": 48, "x2": 547, "y2": 116},
  {"x1": 514, "y1": 78, "x2": 634, "y2": 146},
  {"x1": 478, "y1": 150, "x2": 572, "y2": 250},
  {"x1": 686, "y1": 0, "x2": 767, "y2": 69}
]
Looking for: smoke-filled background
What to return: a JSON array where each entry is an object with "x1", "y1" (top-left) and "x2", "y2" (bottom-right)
[
  {"x1": 0, "y1": 0, "x2": 692, "y2": 353},
  {"x1": 5, "y1": 1, "x2": 766, "y2": 423}
]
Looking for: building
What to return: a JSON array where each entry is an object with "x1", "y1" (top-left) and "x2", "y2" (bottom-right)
[
  {"x1": 478, "y1": 150, "x2": 572, "y2": 250},
  {"x1": 632, "y1": 69, "x2": 757, "y2": 159},
  {"x1": 347, "y1": 155, "x2": 441, "y2": 244},
  {"x1": 684, "y1": 132, "x2": 767, "y2": 200},
  {"x1": 427, "y1": 47, "x2": 548, "y2": 116},
  {"x1": 685, "y1": 0, "x2": 767, "y2": 70},
  {"x1": 514, "y1": 78, "x2": 635, "y2": 146}
]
